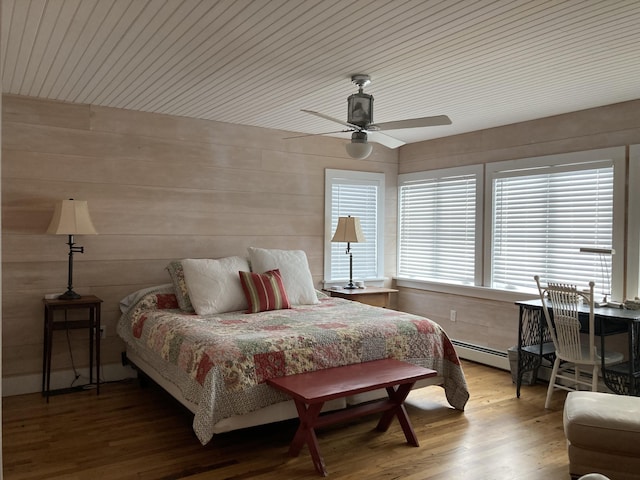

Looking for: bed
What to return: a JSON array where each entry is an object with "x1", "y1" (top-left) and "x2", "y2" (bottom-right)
[{"x1": 116, "y1": 249, "x2": 469, "y2": 445}]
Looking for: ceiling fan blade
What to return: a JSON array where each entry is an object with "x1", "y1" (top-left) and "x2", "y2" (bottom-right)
[
  {"x1": 283, "y1": 130, "x2": 348, "y2": 140},
  {"x1": 366, "y1": 131, "x2": 406, "y2": 149},
  {"x1": 371, "y1": 115, "x2": 452, "y2": 131},
  {"x1": 301, "y1": 109, "x2": 359, "y2": 130}
]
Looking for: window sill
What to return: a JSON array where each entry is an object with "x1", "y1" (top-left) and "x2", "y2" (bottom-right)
[
  {"x1": 394, "y1": 278, "x2": 538, "y2": 304},
  {"x1": 323, "y1": 278, "x2": 386, "y2": 289}
]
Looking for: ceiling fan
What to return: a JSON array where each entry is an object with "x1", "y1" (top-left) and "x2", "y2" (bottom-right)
[{"x1": 301, "y1": 74, "x2": 451, "y2": 159}]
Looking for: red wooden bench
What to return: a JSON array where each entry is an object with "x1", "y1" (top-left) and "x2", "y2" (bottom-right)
[{"x1": 267, "y1": 358, "x2": 437, "y2": 476}]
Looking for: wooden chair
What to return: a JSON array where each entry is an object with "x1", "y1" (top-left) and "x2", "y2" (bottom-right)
[{"x1": 534, "y1": 276, "x2": 623, "y2": 409}]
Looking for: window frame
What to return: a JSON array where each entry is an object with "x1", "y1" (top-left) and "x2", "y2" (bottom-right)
[
  {"x1": 484, "y1": 147, "x2": 626, "y2": 297},
  {"x1": 324, "y1": 169, "x2": 385, "y2": 286},
  {"x1": 396, "y1": 147, "x2": 631, "y2": 301},
  {"x1": 397, "y1": 165, "x2": 484, "y2": 285},
  {"x1": 629, "y1": 145, "x2": 640, "y2": 299}
]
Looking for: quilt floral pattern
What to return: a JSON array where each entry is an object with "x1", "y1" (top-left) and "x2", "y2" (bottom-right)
[{"x1": 118, "y1": 289, "x2": 469, "y2": 444}]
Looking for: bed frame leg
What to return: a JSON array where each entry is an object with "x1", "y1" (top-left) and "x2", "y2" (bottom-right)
[{"x1": 120, "y1": 351, "x2": 150, "y2": 388}]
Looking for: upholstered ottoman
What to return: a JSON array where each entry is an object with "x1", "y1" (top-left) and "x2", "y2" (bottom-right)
[{"x1": 564, "y1": 391, "x2": 640, "y2": 480}]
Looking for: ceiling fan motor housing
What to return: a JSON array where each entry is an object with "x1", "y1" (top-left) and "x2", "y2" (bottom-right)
[
  {"x1": 347, "y1": 91, "x2": 373, "y2": 127},
  {"x1": 298, "y1": 73, "x2": 449, "y2": 155}
]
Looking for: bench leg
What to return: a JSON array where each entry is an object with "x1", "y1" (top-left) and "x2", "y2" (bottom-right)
[
  {"x1": 376, "y1": 383, "x2": 419, "y2": 446},
  {"x1": 290, "y1": 400, "x2": 328, "y2": 476}
]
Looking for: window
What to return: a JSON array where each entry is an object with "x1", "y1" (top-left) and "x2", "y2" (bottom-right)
[
  {"x1": 629, "y1": 145, "x2": 640, "y2": 298},
  {"x1": 398, "y1": 166, "x2": 482, "y2": 284},
  {"x1": 396, "y1": 147, "x2": 626, "y2": 298},
  {"x1": 490, "y1": 160, "x2": 614, "y2": 294},
  {"x1": 324, "y1": 169, "x2": 384, "y2": 284}
]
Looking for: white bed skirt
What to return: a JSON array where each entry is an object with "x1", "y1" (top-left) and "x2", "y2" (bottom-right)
[{"x1": 125, "y1": 348, "x2": 444, "y2": 434}]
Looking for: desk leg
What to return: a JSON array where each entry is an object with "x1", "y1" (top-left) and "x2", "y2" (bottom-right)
[
  {"x1": 600, "y1": 319, "x2": 640, "y2": 396},
  {"x1": 96, "y1": 305, "x2": 102, "y2": 395},
  {"x1": 290, "y1": 400, "x2": 327, "y2": 477},
  {"x1": 630, "y1": 321, "x2": 640, "y2": 396},
  {"x1": 516, "y1": 306, "x2": 525, "y2": 398},
  {"x1": 89, "y1": 308, "x2": 94, "y2": 386},
  {"x1": 46, "y1": 311, "x2": 54, "y2": 402},
  {"x1": 600, "y1": 317, "x2": 620, "y2": 395},
  {"x1": 516, "y1": 306, "x2": 552, "y2": 398},
  {"x1": 96, "y1": 305, "x2": 101, "y2": 395},
  {"x1": 376, "y1": 383, "x2": 419, "y2": 446},
  {"x1": 42, "y1": 308, "x2": 53, "y2": 402},
  {"x1": 42, "y1": 308, "x2": 47, "y2": 395}
]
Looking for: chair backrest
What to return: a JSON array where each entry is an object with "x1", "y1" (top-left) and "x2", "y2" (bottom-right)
[{"x1": 534, "y1": 276, "x2": 596, "y2": 363}]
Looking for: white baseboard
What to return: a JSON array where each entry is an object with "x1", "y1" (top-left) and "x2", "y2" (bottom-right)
[
  {"x1": 2, "y1": 363, "x2": 138, "y2": 397},
  {"x1": 452, "y1": 340, "x2": 511, "y2": 371},
  {"x1": 4, "y1": 342, "x2": 512, "y2": 397}
]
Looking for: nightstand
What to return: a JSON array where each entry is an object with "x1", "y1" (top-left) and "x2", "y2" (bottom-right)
[
  {"x1": 42, "y1": 295, "x2": 103, "y2": 401},
  {"x1": 324, "y1": 286, "x2": 398, "y2": 308}
]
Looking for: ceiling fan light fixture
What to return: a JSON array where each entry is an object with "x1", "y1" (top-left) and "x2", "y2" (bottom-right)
[
  {"x1": 298, "y1": 73, "x2": 450, "y2": 152},
  {"x1": 345, "y1": 131, "x2": 373, "y2": 159}
]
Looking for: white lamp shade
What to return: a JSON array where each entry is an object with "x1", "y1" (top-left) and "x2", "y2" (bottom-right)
[
  {"x1": 331, "y1": 216, "x2": 365, "y2": 243},
  {"x1": 47, "y1": 199, "x2": 97, "y2": 235},
  {"x1": 345, "y1": 141, "x2": 373, "y2": 159}
]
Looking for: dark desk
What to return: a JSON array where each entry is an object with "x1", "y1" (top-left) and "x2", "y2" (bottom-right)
[
  {"x1": 515, "y1": 299, "x2": 640, "y2": 397},
  {"x1": 42, "y1": 295, "x2": 103, "y2": 401}
]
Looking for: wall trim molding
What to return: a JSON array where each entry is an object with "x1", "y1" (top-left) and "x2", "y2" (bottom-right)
[
  {"x1": 2, "y1": 363, "x2": 137, "y2": 397},
  {"x1": 452, "y1": 340, "x2": 510, "y2": 371}
]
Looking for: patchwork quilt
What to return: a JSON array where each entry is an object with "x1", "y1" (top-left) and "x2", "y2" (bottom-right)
[{"x1": 117, "y1": 287, "x2": 469, "y2": 444}]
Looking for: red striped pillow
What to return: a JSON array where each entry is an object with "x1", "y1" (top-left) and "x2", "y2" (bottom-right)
[{"x1": 239, "y1": 269, "x2": 291, "y2": 313}]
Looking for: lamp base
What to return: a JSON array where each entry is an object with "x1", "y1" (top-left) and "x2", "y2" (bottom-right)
[
  {"x1": 594, "y1": 294, "x2": 610, "y2": 308},
  {"x1": 58, "y1": 290, "x2": 81, "y2": 300}
]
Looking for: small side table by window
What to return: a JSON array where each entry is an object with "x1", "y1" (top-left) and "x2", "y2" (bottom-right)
[
  {"x1": 324, "y1": 286, "x2": 398, "y2": 308},
  {"x1": 42, "y1": 295, "x2": 103, "y2": 401}
]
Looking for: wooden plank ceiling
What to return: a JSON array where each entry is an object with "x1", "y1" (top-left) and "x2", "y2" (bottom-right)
[{"x1": 2, "y1": 0, "x2": 640, "y2": 145}]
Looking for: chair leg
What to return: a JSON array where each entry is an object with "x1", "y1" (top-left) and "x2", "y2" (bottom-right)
[
  {"x1": 545, "y1": 357, "x2": 561, "y2": 409},
  {"x1": 574, "y1": 366, "x2": 580, "y2": 391},
  {"x1": 591, "y1": 365, "x2": 599, "y2": 392}
]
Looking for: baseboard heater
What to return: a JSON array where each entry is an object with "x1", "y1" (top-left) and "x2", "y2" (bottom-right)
[{"x1": 451, "y1": 340, "x2": 510, "y2": 371}]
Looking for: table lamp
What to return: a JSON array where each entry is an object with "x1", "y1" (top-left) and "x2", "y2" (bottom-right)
[
  {"x1": 579, "y1": 246, "x2": 615, "y2": 307},
  {"x1": 331, "y1": 215, "x2": 366, "y2": 289},
  {"x1": 47, "y1": 199, "x2": 97, "y2": 300}
]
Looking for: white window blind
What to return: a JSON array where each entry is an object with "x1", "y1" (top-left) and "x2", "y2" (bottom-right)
[
  {"x1": 492, "y1": 163, "x2": 614, "y2": 294},
  {"x1": 325, "y1": 170, "x2": 384, "y2": 283},
  {"x1": 398, "y1": 168, "x2": 480, "y2": 284}
]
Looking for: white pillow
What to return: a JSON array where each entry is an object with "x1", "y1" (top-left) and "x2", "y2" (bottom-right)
[
  {"x1": 248, "y1": 247, "x2": 319, "y2": 305},
  {"x1": 119, "y1": 283, "x2": 173, "y2": 314},
  {"x1": 181, "y1": 257, "x2": 250, "y2": 315}
]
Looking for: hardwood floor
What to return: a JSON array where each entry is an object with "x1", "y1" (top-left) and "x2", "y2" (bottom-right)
[{"x1": 2, "y1": 361, "x2": 569, "y2": 479}]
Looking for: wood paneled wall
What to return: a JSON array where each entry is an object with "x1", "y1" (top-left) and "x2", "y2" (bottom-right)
[
  {"x1": 3, "y1": 94, "x2": 639, "y2": 390},
  {"x1": 1, "y1": 95, "x2": 398, "y2": 385},
  {"x1": 397, "y1": 99, "x2": 640, "y2": 352}
]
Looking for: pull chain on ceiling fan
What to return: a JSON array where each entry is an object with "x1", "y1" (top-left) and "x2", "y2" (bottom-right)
[{"x1": 301, "y1": 74, "x2": 452, "y2": 159}]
